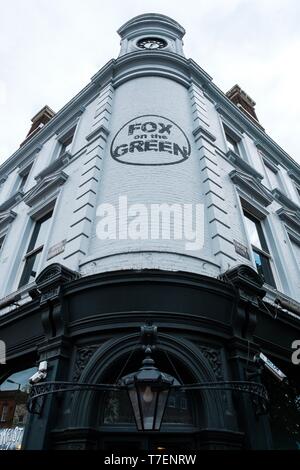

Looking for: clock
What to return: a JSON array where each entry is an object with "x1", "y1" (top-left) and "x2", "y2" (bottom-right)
[{"x1": 137, "y1": 37, "x2": 167, "y2": 50}]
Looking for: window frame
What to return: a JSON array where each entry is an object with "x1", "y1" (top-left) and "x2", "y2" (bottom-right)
[
  {"x1": 18, "y1": 210, "x2": 53, "y2": 288},
  {"x1": 0, "y1": 233, "x2": 6, "y2": 256},
  {"x1": 57, "y1": 126, "x2": 76, "y2": 159},
  {"x1": 0, "y1": 403, "x2": 9, "y2": 423},
  {"x1": 17, "y1": 162, "x2": 33, "y2": 194},
  {"x1": 225, "y1": 132, "x2": 240, "y2": 155},
  {"x1": 242, "y1": 209, "x2": 276, "y2": 288}
]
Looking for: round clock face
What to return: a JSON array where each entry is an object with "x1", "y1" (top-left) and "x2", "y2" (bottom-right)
[{"x1": 137, "y1": 37, "x2": 167, "y2": 50}]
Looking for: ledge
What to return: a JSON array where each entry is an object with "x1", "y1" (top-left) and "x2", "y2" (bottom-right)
[
  {"x1": 112, "y1": 51, "x2": 191, "y2": 88},
  {"x1": 0, "y1": 209, "x2": 17, "y2": 231},
  {"x1": 193, "y1": 125, "x2": 216, "y2": 143},
  {"x1": 288, "y1": 169, "x2": 300, "y2": 187},
  {"x1": 230, "y1": 169, "x2": 273, "y2": 207},
  {"x1": 24, "y1": 170, "x2": 68, "y2": 207},
  {"x1": 86, "y1": 125, "x2": 110, "y2": 143},
  {"x1": 226, "y1": 150, "x2": 263, "y2": 181},
  {"x1": 0, "y1": 190, "x2": 24, "y2": 212},
  {"x1": 272, "y1": 188, "x2": 300, "y2": 213},
  {"x1": 35, "y1": 152, "x2": 72, "y2": 182},
  {"x1": 276, "y1": 207, "x2": 300, "y2": 232}
]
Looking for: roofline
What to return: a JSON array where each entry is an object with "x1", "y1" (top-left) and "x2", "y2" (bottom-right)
[{"x1": 0, "y1": 54, "x2": 299, "y2": 178}]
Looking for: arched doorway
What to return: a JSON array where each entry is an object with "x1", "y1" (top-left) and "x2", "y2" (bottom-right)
[
  {"x1": 69, "y1": 334, "x2": 227, "y2": 450},
  {"x1": 98, "y1": 349, "x2": 199, "y2": 451}
]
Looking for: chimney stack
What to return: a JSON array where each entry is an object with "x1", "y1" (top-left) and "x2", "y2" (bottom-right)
[
  {"x1": 20, "y1": 105, "x2": 55, "y2": 146},
  {"x1": 226, "y1": 84, "x2": 262, "y2": 127}
]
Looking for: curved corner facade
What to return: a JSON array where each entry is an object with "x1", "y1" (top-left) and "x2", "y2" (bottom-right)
[{"x1": 0, "y1": 14, "x2": 300, "y2": 451}]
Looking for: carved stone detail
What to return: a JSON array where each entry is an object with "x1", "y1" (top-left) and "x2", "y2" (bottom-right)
[
  {"x1": 73, "y1": 346, "x2": 99, "y2": 382},
  {"x1": 199, "y1": 345, "x2": 223, "y2": 381}
]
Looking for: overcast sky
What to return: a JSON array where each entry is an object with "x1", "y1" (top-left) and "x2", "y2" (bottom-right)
[{"x1": 0, "y1": 0, "x2": 299, "y2": 165}]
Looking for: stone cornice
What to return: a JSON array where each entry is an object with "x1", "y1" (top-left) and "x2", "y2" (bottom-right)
[
  {"x1": 193, "y1": 125, "x2": 216, "y2": 143},
  {"x1": 118, "y1": 13, "x2": 186, "y2": 39},
  {"x1": 0, "y1": 190, "x2": 24, "y2": 212},
  {"x1": 276, "y1": 207, "x2": 300, "y2": 233},
  {"x1": 0, "y1": 209, "x2": 17, "y2": 231},
  {"x1": 226, "y1": 150, "x2": 264, "y2": 181},
  {"x1": 272, "y1": 188, "x2": 300, "y2": 213},
  {"x1": 1, "y1": 49, "x2": 299, "y2": 186},
  {"x1": 230, "y1": 169, "x2": 273, "y2": 207},
  {"x1": 85, "y1": 124, "x2": 110, "y2": 143},
  {"x1": 288, "y1": 169, "x2": 300, "y2": 187},
  {"x1": 206, "y1": 79, "x2": 300, "y2": 175},
  {"x1": 24, "y1": 170, "x2": 68, "y2": 208},
  {"x1": 0, "y1": 61, "x2": 115, "y2": 177},
  {"x1": 35, "y1": 152, "x2": 71, "y2": 182},
  {"x1": 112, "y1": 51, "x2": 191, "y2": 88}
]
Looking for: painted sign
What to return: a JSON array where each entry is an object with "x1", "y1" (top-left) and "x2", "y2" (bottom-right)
[
  {"x1": 0, "y1": 427, "x2": 24, "y2": 450},
  {"x1": 111, "y1": 115, "x2": 191, "y2": 166},
  {"x1": 233, "y1": 239, "x2": 250, "y2": 260},
  {"x1": 47, "y1": 239, "x2": 67, "y2": 260}
]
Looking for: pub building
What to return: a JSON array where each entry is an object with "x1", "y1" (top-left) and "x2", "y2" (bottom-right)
[{"x1": 0, "y1": 13, "x2": 299, "y2": 451}]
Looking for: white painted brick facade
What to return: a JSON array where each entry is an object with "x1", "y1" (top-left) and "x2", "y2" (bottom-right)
[{"x1": 0, "y1": 13, "x2": 299, "y2": 313}]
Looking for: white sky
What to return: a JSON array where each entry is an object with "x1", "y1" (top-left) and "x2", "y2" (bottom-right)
[{"x1": 0, "y1": 0, "x2": 299, "y2": 165}]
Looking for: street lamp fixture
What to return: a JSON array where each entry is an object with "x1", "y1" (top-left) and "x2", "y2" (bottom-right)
[{"x1": 119, "y1": 346, "x2": 177, "y2": 431}]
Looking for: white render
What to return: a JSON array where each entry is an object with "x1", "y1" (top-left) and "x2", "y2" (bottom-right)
[{"x1": 0, "y1": 13, "x2": 300, "y2": 314}]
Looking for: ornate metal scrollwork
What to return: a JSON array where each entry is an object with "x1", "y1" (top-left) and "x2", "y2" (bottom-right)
[{"x1": 27, "y1": 379, "x2": 268, "y2": 416}]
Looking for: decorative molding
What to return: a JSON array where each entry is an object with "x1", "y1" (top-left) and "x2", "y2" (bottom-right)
[
  {"x1": 55, "y1": 107, "x2": 85, "y2": 138},
  {"x1": 0, "y1": 175, "x2": 8, "y2": 184},
  {"x1": 35, "y1": 153, "x2": 72, "y2": 182},
  {"x1": 288, "y1": 169, "x2": 300, "y2": 187},
  {"x1": 0, "y1": 209, "x2": 17, "y2": 231},
  {"x1": 73, "y1": 345, "x2": 99, "y2": 382},
  {"x1": 118, "y1": 13, "x2": 186, "y2": 39},
  {"x1": 24, "y1": 170, "x2": 68, "y2": 207},
  {"x1": 227, "y1": 151, "x2": 263, "y2": 181},
  {"x1": 36, "y1": 262, "x2": 80, "y2": 305},
  {"x1": 254, "y1": 140, "x2": 280, "y2": 167},
  {"x1": 0, "y1": 191, "x2": 24, "y2": 212},
  {"x1": 277, "y1": 207, "x2": 300, "y2": 233},
  {"x1": 112, "y1": 51, "x2": 191, "y2": 89},
  {"x1": 230, "y1": 169, "x2": 273, "y2": 207},
  {"x1": 219, "y1": 264, "x2": 266, "y2": 303},
  {"x1": 85, "y1": 124, "x2": 110, "y2": 143},
  {"x1": 262, "y1": 155, "x2": 279, "y2": 173},
  {"x1": 193, "y1": 125, "x2": 216, "y2": 143},
  {"x1": 272, "y1": 188, "x2": 300, "y2": 213},
  {"x1": 199, "y1": 345, "x2": 223, "y2": 381},
  {"x1": 215, "y1": 104, "x2": 245, "y2": 135}
]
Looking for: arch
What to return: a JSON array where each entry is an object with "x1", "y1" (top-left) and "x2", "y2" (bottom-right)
[{"x1": 69, "y1": 333, "x2": 226, "y2": 429}]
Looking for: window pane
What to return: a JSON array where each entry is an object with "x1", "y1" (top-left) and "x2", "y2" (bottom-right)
[
  {"x1": 163, "y1": 390, "x2": 193, "y2": 425},
  {"x1": 34, "y1": 214, "x2": 52, "y2": 250},
  {"x1": 19, "y1": 211, "x2": 53, "y2": 287},
  {"x1": 19, "y1": 250, "x2": 42, "y2": 287},
  {"x1": 243, "y1": 213, "x2": 262, "y2": 249},
  {"x1": 18, "y1": 164, "x2": 32, "y2": 192},
  {"x1": 60, "y1": 131, "x2": 74, "y2": 156},
  {"x1": 0, "y1": 367, "x2": 36, "y2": 450},
  {"x1": 226, "y1": 134, "x2": 239, "y2": 155},
  {"x1": 0, "y1": 236, "x2": 4, "y2": 252},
  {"x1": 265, "y1": 165, "x2": 281, "y2": 190},
  {"x1": 253, "y1": 249, "x2": 275, "y2": 287}
]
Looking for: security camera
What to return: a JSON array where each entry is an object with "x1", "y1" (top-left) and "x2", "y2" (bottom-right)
[
  {"x1": 254, "y1": 353, "x2": 287, "y2": 383},
  {"x1": 29, "y1": 361, "x2": 48, "y2": 385}
]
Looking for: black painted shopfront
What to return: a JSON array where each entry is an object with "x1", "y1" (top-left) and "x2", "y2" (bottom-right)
[{"x1": 0, "y1": 263, "x2": 299, "y2": 450}]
